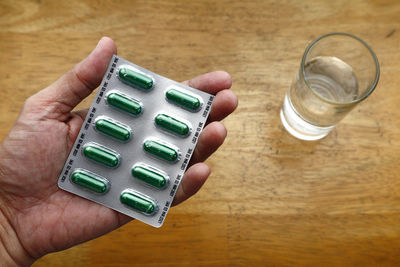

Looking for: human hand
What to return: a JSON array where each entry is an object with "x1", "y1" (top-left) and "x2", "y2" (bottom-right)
[{"x1": 0, "y1": 37, "x2": 237, "y2": 266}]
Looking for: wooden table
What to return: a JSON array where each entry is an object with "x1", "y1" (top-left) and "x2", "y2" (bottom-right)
[{"x1": 1, "y1": 0, "x2": 400, "y2": 266}]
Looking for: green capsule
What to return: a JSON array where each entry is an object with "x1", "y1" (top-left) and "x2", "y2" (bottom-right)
[
  {"x1": 83, "y1": 143, "x2": 120, "y2": 168},
  {"x1": 155, "y1": 113, "x2": 190, "y2": 136},
  {"x1": 132, "y1": 165, "x2": 168, "y2": 189},
  {"x1": 118, "y1": 67, "x2": 153, "y2": 90},
  {"x1": 107, "y1": 92, "x2": 142, "y2": 115},
  {"x1": 95, "y1": 117, "x2": 131, "y2": 141},
  {"x1": 71, "y1": 169, "x2": 109, "y2": 194},
  {"x1": 166, "y1": 88, "x2": 201, "y2": 111},
  {"x1": 143, "y1": 139, "x2": 179, "y2": 162},
  {"x1": 120, "y1": 191, "x2": 157, "y2": 215}
]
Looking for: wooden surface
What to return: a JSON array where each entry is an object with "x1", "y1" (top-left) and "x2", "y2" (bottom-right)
[{"x1": 1, "y1": 0, "x2": 400, "y2": 266}]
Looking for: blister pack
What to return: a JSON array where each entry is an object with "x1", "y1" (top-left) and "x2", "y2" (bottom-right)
[{"x1": 57, "y1": 55, "x2": 213, "y2": 227}]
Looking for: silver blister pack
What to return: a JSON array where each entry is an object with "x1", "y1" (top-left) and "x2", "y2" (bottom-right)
[{"x1": 57, "y1": 55, "x2": 213, "y2": 227}]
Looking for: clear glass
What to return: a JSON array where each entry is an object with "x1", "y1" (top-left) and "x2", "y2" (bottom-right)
[{"x1": 280, "y1": 32, "x2": 380, "y2": 141}]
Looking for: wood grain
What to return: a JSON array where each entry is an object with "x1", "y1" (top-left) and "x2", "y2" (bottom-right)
[{"x1": 1, "y1": 0, "x2": 400, "y2": 266}]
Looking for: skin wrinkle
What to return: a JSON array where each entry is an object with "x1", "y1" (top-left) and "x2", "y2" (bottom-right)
[
  {"x1": 71, "y1": 67, "x2": 95, "y2": 101},
  {"x1": 20, "y1": 192, "x2": 71, "y2": 257},
  {"x1": 66, "y1": 121, "x2": 75, "y2": 150},
  {"x1": 4, "y1": 181, "x2": 57, "y2": 215},
  {"x1": 180, "y1": 173, "x2": 190, "y2": 201},
  {"x1": 31, "y1": 92, "x2": 74, "y2": 121},
  {"x1": 38, "y1": 80, "x2": 86, "y2": 122},
  {"x1": 41, "y1": 46, "x2": 112, "y2": 122},
  {"x1": 65, "y1": 114, "x2": 81, "y2": 153},
  {"x1": 190, "y1": 147, "x2": 202, "y2": 168},
  {"x1": 0, "y1": 130, "x2": 62, "y2": 202},
  {"x1": 0, "y1": 146, "x2": 30, "y2": 196},
  {"x1": 47, "y1": 100, "x2": 74, "y2": 121},
  {"x1": 0, "y1": 200, "x2": 34, "y2": 265},
  {"x1": 189, "y1": 122, "x2": 227, "y2": 164},
  {"x1": 22, "y1": 98, "x2": 55, "y2": 122},
  {"x1": 39, "y1": 193, "x2": 122, "y2": 257},
  {"x1": 0, "y1": 192, "x2": 12, "y2": 225},
  {"x1": 72, "y1": 65, "x2": 97, "y2": 93},
  {"x1": 0, "y1": 216, "x2": 18, "y2": 266},
  {"x1": 0, "y1": 147, "x2": 10, "y2": 199},
  {"x1": 50, "y1": 195, "x2": 72, "y2": 256},
  {"x1": 53, "y1": 199, "x2": 106, "y2": 254},
  {"x1": 66, "y1": 115, "x2": 87, "y2": 145}
]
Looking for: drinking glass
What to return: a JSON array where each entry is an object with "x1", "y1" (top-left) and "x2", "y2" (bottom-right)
[{"x1": 280, "y1": 32, "x2": 380, "y2": 141}]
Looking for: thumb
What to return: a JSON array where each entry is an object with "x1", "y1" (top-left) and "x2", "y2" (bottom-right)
[{"x1": 25, "y1": 37, "x2": 117, "y2": 121}]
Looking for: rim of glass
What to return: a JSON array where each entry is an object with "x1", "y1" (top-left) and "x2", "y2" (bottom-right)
[{"x1": 301, "y1": 32, "x2": 380, "y2": 105}]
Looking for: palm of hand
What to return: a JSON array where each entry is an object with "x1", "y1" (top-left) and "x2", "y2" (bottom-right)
[{"x1": 0, "y1": 102, "x2": 127, "y2": 258}]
